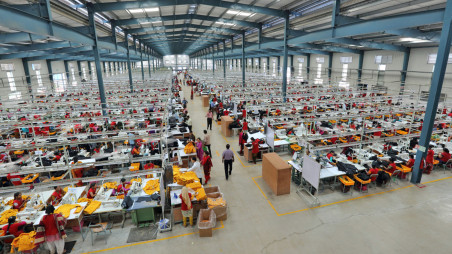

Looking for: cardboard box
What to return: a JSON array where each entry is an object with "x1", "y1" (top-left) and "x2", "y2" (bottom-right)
[
  {"x1": 204, "y1": 186, "x2": 220, "y2": 194},
  {"x1": 198, "y1": 209, "x2": 215, "y2": 237},
  {"x1": 207, "y1": 193, "x2": 227, "y2": 221},
  {"x1": 262, "y1": 153, "x2": 291, "y2": 195},
  {"x1": 202, "y1": 95, "x2": 209, "y2": 107},
  {"x1": 221, "y1": 116, "x2": 234, "y2": 137}
]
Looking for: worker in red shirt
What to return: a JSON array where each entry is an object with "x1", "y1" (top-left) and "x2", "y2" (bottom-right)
[
  {"x1": 242, "y1": 119, "x2": 248, "y2": 132},
  {"x1": 438, "y1": 148, "x2": 451, "y2": 165},
  {"x1": 242, "y1": 108, "x2": 246, "y2": 119},
  {"x1": 12, "y1": 192, "x2": 29, "y2": 211},
  {"x1": 426, "y1": 145, "x2": 434, "y2": 165},
  {"x1": 87, "y1": 182, "x2": 97, "y2": 199},
  {"x1": 251, "y1": 137, "x2": 260, "y2": 164},
  {"x1": 2, "y1": 217, "x2": 28, "y2": 243},
  {"x1": 367, "y1": 167, "x2": 380, "y2": 182},
  {"x1": 49, "y1": 186, "x2": 65, "y2": 206},
  {"x1": 406, "y1": 154, "x2": 415, "y2": 168},
  {"x1": 382, "y1": 157, "x2": 397, "y2": 174},
  {"x1": 115, "y1": 178, "x2": 130, "y2": 196}
]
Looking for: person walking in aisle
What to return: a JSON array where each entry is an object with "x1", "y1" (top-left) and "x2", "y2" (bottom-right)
[
  {"x1": 206, "y1": 109, "x2": 213, "y2": 130},
  {"x1": 238, "y1": 130, "x2": 248, "y2": 156},
  {"x1": 201, "y1": 151, "x2": 213, "y2": 184},
  {"x1": 186, "y1": 114, "x2": 192, "y2": 132},
  {"x1": 251, "y1": 137, "x2": 260, "y2": 164},
  {"x1": 195, "y1": 138, "x2": 204, "y2": 161},
  {"x1": 203, "y1": 130, "x2": 211, "y2": 157},
  {"x1": 222, "y1": 144, "x2": 234, "y2": 180}
]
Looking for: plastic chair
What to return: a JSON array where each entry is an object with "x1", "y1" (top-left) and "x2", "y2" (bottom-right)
[
  {"x1": 338, "y1": 175, "x2": 355, "y2": 195},
  {"x1": 442, "y1": 159, "x2": 452, "y2": 174},
  {"x1": 391, "y1": 170, "x2": 402, "y2": 185},
  {"x1": 88, "y1": 222, "x2": 113, "y2": 245},
  {"x1": 0, "y1": 235, "x2": 15, "y2": 254},
  {"x1": 370, "y1": 174, "x2": 379, "y2": 188}
]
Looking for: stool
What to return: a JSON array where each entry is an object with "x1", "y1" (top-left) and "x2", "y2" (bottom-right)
[
  {"x1": 353, "y1": 174, "x2": 371, "y2": 193},
  {"x1": 338, "y1": 176, "x2": 355, "y2": 195}
]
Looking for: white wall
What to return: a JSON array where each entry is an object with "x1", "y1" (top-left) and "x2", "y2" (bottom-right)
[
  {"x1": 330, "y1": 53, "x2": 360, "y2": 85},
  {"x1": 405, "y1": 47, "x2": 452, "y2": 96}
]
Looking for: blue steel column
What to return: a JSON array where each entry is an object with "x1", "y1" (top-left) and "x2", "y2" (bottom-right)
[
  {"x1": 328, "y1": 52, "x2": 333, "y2": 82},
  {"x1": 87, "y1": 61, "x2": 92, "y2": 77},
  {"x1": 125, "y1": 32, "x2": 134, "y2": 92},
  {"x1": 76, "y1": 61, "x2": 82, "y2": 78},
  {"x1": 358, "y1": 51, "x2": 364, "y2": 82},
  {"x1": 147, "y1": 49, "x2": 151, "y2": 78},
  {"x1": 46, "y1": 59, "x2": 54, "y2": 92},
  {"x1": 223, "y1": 40, "x2": 226, "y2": 79},
  {"x1": 266, "y1": 57, "x2": 270, "y2": 74},
  {"x1": 140, "y1": 41, "x2": 144, "y2": 81},
  {"x1": 289, "y1": 55, "x2": 294, "y2": 77},
  {"x1": 277, "y1": 56, "x2": 281, "y2": 76},
  {"x1": 282, "y1": 11, "x2": 289, "y2": 102},
  {"x1": 400, "y1": 48, "x2": 411, "y2": 94},
  {"x1": 411, "y1": 0, "x2": 452, "y2": 184},
  {"x1": 87, "y1": 4, "x2": 107, "y2": 116},
  {"x1": 63, "y1": 60, "x2": 70, "y2": 81},
  {"x1": 241, "y1": 30, "x2": 245, "y2": 87},
  {"x1": 306, "y1": 54, "x2": 311, "y2": 79},
  {"x1": 22, "y1": 59, "x2": 32, "y2": 99},
  {"x1": 212, "y1": 47, "x2": 215, "y2": 75}
]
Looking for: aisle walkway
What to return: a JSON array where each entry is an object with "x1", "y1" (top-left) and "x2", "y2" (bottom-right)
[{"x1": 77, "y1": 82, "x2": 452, "y2": 254}]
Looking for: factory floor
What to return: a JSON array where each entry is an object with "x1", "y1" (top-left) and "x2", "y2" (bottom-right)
[{"x1": 70, "y1": 83, "x2": 452, "y2": 254}]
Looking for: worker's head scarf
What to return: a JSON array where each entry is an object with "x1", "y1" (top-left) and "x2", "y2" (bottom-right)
[{"x1": 181, "y1": 187, "x2": 191, "y2": 209}]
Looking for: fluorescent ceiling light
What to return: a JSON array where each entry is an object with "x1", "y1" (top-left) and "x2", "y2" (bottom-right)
[
  {"x1": 216, "y1": 21, "x2": 235, "y2": 26},
  {"x1": 128, "y1": 9, "x2": 143, "y2": 14},
  {"x1": 144, "y1": 8, "x2": 159, "y2": 12},
  {"x1": 399, "y1": 37, "x2": 430, "y2": 43},
  {"x1": 226, "y1": 10, "x2": 254, "y2": 17}
]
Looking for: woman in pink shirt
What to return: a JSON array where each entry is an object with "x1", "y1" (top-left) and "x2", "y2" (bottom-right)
[{"x1": 206, "y1": 109, "x2": 213, "y2": 131}]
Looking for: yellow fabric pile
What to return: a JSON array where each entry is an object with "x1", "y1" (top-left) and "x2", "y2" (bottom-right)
[
  {"x1": 4, "y1": 199, "x2": 14, "y2": 206},
  {"x1": 83, "y1": 200, "x2": 101, "y2": 214},
  {"x1": 0, "y1": 209, "x2": 18, "y2": 224},
  {"x1": 173, "y1": 167, "x2": 199, "y2": 186},
  {"x1": 77, "y1": 198, "x2": 92, "y2": 204},
  {"x1": 63, "y1": 186, "x2": 74, "y2": 193},
  {"x1": 186, "y1": 182, "x2": 202, "y2": 191},
  {"x1": 143, "y1": 179, "x2": 160, "y2": 195},
  {"x1": 184, "y1": 142, "x2": 196, "y2": 154},
  {"x1": 11, "y1": 231, "x2": 36, "y2": 253},
  {"x1": 55, "y1": 204, "x2": 82, "y2": 218},
  {"x1": 196, "y1": 188, "x2": 207, "y2": 201},
  {"x1": 207, "y1": 197, "x2": 227, "y2": 209},
  {"x1": 102, "y1": 182, "x2": 117, "y2": 189},
  {"x1": 116, "y1": 195, "x2": 125, "y2": 200}
]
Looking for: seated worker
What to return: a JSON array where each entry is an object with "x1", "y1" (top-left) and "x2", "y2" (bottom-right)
[
  {"x1": 406, "y1": 154, "x2": 415, "y2": 168},
  {"x1": 49, "y1": 186, "x2": 65, "y2": 206},
  {"x1": 51, "y1": 153, "x2": 62, "y2": 162},
  {"x1": 367, "y1": 166, "x2": 380, "y2": 181},
  {"x1": 131, "y1": 145, "x2": 141, "y2": 157},
  {"x1": 438, "y1": 148, "x2": 451, "y2": 165},
  {"x1": 426, "y1": 145, "x2": 435, "y2": 165},
  {"x1": 2, "y1": 216, "x2": 29, "y2": 243},
  {"x1": 326, "y1": 151, "x2": 336, "y2": 163},
  {"x1": 86, "y1": 182, "x2": 97, "y2": 199},
  {"x1": 382, "y1": 157, "x2": 397, "y2": 174},
  {"x1": 170, "y1": 153, "x2": 180, "y2": 165},
  {"x1": 330, "y1": 132, "x2": 338, "y2": 144},
  {"x1": 13, "y1": 192, "x2": 30, "y2": 211},
  {"x1": 114, "y1": 178, "x2": 130, "y2": 196}
]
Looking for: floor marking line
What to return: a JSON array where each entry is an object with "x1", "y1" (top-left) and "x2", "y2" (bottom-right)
[
  {"x1": 252, "y1": 174, "x2": 452, "y2": 217},
  {"x1": 84, "y1": 221, "x2": 224, "y2": 254},
  {"x1": 216, "y1": 150, "x2": 220, "y2": 157},
  {"x1": 252, "y1": 176, "x2": 280, "y2": 216}
]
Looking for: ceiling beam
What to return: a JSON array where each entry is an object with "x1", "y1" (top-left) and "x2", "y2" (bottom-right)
[{"x1": 91, "y1": 0, "x2": 286, "y2": 17}]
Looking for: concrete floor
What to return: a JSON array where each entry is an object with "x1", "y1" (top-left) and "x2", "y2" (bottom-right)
[{"x1": 71, "y1": 83, "x2": 452, "y2": 254}]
